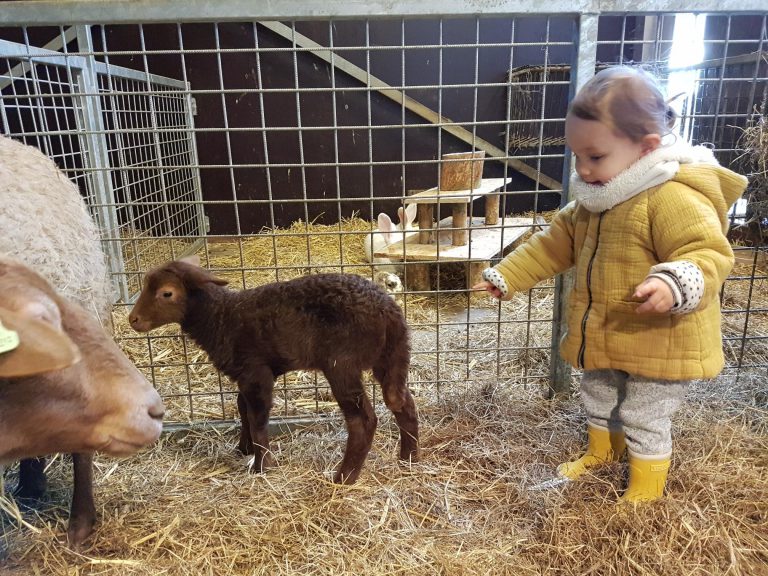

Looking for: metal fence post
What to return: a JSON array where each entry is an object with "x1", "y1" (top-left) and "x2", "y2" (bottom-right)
[
  {"x1": 548, "y1": 12, "x2": 599, "y2": 398},
  {"x1": 74, "y1": 25, "x2": 129, "y2": 303}
]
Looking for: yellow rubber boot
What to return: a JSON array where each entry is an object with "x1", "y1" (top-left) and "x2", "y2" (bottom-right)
[
  {"x1": 557, "y1": 424, "x2": 626, "y2": 480},
  {"x1": 619, "y1": 451, "x2": 671, "y2": 503}
]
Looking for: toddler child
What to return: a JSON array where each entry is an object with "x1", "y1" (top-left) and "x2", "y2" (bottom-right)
[{"x1": 475, "y1": 66, "x2": 748, "y2": 502}]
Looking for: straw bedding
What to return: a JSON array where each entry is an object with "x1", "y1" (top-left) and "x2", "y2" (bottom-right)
[{"x1": 1, "y1": 216, "x2": 766, "y2": 575}]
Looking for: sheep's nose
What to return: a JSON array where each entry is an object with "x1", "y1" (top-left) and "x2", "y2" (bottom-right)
[{"x1": 148, "y1": 396, "x2": 165, "y2": 421}]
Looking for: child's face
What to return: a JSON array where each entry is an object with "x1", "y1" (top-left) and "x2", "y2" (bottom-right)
[{"x1": 565, "y1": 114, "x2": 659, "y2": 186}]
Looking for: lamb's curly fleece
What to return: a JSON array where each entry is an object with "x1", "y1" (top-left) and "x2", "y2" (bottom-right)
[{"x1": 0, "y1": 135, "x2": 112, "y2": 327}]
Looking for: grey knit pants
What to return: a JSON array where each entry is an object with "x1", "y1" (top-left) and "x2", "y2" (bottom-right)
[{"x1": 580, "y1": 369, "x2": 689, "y2": 456}]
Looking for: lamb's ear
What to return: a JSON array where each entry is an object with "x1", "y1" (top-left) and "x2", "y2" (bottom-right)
[
  {"x1": 173, "y1": 260, "x2": 229, "y2": 288},
  {"x1": 178, "y1": 255, "x2": 201, "y2": 267},
  {"x1": 0, "y1": 307, "x2": 81, "y2": 378}
]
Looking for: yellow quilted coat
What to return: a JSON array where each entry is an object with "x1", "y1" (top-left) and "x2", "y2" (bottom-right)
[{"x1": 494, "y1": 163, "x2": 748, "y2": 380}]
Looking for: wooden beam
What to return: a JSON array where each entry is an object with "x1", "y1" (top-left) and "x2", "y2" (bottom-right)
[{"x1": 259, "y1": 21, "x2": 562, "y2": 191}]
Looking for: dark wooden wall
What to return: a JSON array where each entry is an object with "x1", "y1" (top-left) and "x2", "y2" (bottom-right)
[
  {"x1": 5, "y1": 17, "x2": 676, "y2": 235},
  {"x1": 87, "y1": 18, "x2": 574, "y2": 234},
  {"x1": 4, "y1": 15, "x2": 764, "y2": 234}
]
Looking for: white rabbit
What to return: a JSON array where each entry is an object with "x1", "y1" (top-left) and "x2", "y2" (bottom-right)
[{"x1": 363, "y1": 204, "x2": 418, "y2": 274}]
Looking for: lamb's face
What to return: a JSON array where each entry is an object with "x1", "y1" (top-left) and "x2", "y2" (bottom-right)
[{"x1": 128, "y1": 271, "x2": 188, "y2": 332}]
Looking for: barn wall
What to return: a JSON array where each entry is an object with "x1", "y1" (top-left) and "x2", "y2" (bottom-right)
[{"x1": 88, "y1": 18, "x2": 575, "y2": 234}]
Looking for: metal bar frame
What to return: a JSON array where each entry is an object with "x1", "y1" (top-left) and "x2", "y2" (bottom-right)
[
  {"x1": 1, "y1": 0, "x2": 767, "y2": 24},
  {"x1": 1, "y1": 4, "x2": 766, "y2": 426}
]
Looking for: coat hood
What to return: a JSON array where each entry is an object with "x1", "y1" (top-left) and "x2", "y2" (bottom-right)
[{"x1": 671, "y1": 162, "x2": 748, "y2": 233}]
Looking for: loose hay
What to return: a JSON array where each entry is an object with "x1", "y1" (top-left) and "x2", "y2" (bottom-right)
[
  {"x1": 1, "y1": 382, "x2": 766, "y2": 575},
  {"x1": 2, "y1": 214, "x2": 766, "y2": 575}
]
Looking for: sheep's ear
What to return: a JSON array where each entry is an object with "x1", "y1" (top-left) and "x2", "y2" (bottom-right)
[{"x1": 0, "y1": 307, "x2": 81, "y2": 378}]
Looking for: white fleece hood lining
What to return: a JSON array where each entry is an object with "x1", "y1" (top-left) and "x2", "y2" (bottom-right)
[{"x1": 570, "y1": 139, "x2": 720, "y2": 213}]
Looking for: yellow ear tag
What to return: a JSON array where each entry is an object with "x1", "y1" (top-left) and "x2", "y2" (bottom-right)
[{"x1": 0, "y1": 320, "x2": 20, "y2": 354}]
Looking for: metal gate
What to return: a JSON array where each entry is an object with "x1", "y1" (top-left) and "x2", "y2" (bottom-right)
[
  {"x1": 1, "y1": 2, "x2": 766, "y2": 428},
  {"x1": 0, "y1": 27, "x2": 206, "y2": 304}
]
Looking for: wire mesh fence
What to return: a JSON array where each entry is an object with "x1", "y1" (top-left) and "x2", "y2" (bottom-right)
[{"x1": 0, "y1": 5, "x2": 766, "y2": 427}]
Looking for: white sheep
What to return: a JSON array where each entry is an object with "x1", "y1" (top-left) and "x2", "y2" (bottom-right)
[
  {"x1": 0, "y1": 257, "x2": 165, "y2": 546},
  {"x1": 0, "y1": 134, "x2": 112, "y2": 325}
]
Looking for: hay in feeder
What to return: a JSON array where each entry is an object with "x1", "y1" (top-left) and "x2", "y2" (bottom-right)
[
  {"x1": 506, "y1": 65, "x2": 571, "y2": 152},
  {"x1": 734, "y1": 91, "x2": 768, "y2": 245}
]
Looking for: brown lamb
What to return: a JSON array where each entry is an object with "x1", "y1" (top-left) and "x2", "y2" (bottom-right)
[{"x1": 129, "y1": 256, "x2": 419, "y2": 484}]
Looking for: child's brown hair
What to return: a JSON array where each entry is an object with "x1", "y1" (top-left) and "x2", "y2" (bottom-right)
[{"x1": 569, "y1": 66, "x2": 676, "y2": 142}]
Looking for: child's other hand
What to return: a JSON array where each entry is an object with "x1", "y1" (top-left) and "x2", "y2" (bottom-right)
[
  {"x1": 472, "y1": 280, "x2": 509, "y2": 301},
  {"x1": 633, "y1": 277, "x2": 674, "y2": 314}
]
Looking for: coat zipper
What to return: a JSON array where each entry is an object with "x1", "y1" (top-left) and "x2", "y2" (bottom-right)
[{"x1": 577, "y1": 212, "x2": 603, "y2": 368}]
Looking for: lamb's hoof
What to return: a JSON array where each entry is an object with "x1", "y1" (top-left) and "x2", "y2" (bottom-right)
[
  {"x1": 238, "y1": 440, "x2": 255, "y2": 456},
  {"x1": 246, "y1": 452, "x2": 276, "y2": 474},
  {"x1": 67, "y1": 515, "x2": 95, "y2": 549},
  {"x1": 332, "y1": 469, "x2": 360, "y2": 485},
  {"x1": 399, "y1": 444, "x2": 420, "y2": 463}
]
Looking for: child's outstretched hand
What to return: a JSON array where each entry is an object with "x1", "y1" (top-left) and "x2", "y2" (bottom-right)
[
  {"x1": 472, "y1": 280, "x2": 509, "y2": 300},
  {"x1": 474, "y1": 268, "x2": 512, "y2": 300},
  {"x1": 633, "y1": 277, "x2": 674, "y2": 314}
]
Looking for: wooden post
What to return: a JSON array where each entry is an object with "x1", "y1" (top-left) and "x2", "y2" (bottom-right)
[
  {"x1": 468, "y1": 261, "x2": 488, "y2": 299},
  {"x1": 416, "y1": 203, "x2": 434, "y2": 244},
  {"x1": 485, "y1": 194, "x2": 500, "y2": 225},
  {"x1": 407, "y1": 263, "x2": 430, "y2": 292},
  {"x1": 451, "y1": 204, "x2": 468, "y2": 246}
]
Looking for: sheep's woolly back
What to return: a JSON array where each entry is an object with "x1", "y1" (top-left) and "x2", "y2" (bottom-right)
[{"x1": 0, "y1": 135, "x2": 112, "y2": 326}]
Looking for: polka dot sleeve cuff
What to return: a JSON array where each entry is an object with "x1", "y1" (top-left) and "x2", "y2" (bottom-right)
[
  {"x1": 482, "y1": 267, "x2": 509, "y2": 297},
  {"x1": 648, "y1": 260, "x2": 704, "y2": 314}
]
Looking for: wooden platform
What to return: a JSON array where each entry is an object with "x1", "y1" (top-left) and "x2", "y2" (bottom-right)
[
  {"x1": 375, "y1": 215, "x2": 544, "y2": 292},
  {"x1": 404, "y1": 177, "x2": 511, "y2": 204},
  {"x1": 405, "y1": 177, "x2": 511, "y2": 245},
  {"x1": 374, "y1": 216, "x2": 540, "y2": 262}
]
